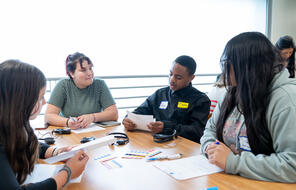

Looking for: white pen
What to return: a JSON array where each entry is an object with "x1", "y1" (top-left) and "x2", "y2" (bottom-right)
[{"x1": 146, "y1": 153, "x2": 182, "y2": 161}]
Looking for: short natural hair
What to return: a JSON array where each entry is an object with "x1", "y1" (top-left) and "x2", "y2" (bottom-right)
[{"x1": 174, "y1": 55, "x2": 196, "y2": 75}]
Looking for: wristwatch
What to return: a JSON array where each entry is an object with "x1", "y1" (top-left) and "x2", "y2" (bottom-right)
[{"x1": 59, "y1": 165, "x2": 72, "y2": 187}]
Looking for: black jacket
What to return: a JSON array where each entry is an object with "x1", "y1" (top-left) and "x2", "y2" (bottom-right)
[
  {"x1": 0, "y1": 143, "x2": 56, "y2": 190},
  {"x1": 133, "y1": 84, "x2": 210, "y2": 143}
]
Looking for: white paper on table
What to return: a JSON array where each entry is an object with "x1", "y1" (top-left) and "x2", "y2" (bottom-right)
[
  {"x1": 126, "y1": 111, "x2": 154, "y2": 131},
  {"x1": 72, "y1": 123, "x2": 105, "y2": 134},
  {"x1": 44, "y1": 135, "x2": 117, "y2": 164},
  {"x1": 24, "y1": 164, "x2": 83, "y2": 184},
  {"x1": 30, "y1": 115, "x2": 47, "y2": 129},
  {"x1": 153, "y1": 155, "x2": 223, "y2": 180}
]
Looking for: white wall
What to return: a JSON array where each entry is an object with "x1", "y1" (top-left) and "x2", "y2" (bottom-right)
[{"x1": 271, "y1": 0, "x2": 296, "y2": 43}]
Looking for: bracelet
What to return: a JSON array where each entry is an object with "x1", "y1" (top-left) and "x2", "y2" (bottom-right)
[
  {"x1": 66, "y1": 118, "x2": 70, "y2": 127},
  {"x1": 59, "y1": 165, "x2": 72, "y2": 188},
  {"x1": 52, "y1": 148, "x2": 59, "y2": 157},
  {"x1": 51, "y1": 148, "x2": 57, "y2": 157}
]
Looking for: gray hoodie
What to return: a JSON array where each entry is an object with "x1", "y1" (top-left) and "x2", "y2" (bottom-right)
[{"x1": 200, "y1": 69, "x2": 296, "y2": 183}]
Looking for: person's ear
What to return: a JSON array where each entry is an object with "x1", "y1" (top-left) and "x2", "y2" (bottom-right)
[
  {"x1": 69, "y1": 71, "x2": 75, "y2": 79},
  {"x1": 189, "y1": 74, "x2": 195, "y2": 82}
]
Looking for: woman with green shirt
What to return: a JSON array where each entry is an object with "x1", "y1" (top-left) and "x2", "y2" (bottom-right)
[{"x1": 45, "y1": 52, "x2": 118, "y2": 129}]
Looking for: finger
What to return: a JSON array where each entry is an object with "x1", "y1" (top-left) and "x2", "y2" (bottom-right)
[
  {"x1": 70, "y1": 125, "x2": 80, "y2": 130},
  {"x1": 155, "y1": 121, "x2": 162, "y2": 125},
  {"x1": 79, "y1": 152, "x2": 89, "y2": 161},
  {"x1": 147, "y1": 124, "x2": 153, "y2": 129}
]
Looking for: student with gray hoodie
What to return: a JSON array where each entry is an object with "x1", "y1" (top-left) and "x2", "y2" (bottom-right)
[{"x1": 200, "y1": 32, "x2": 296, "y2": 183}]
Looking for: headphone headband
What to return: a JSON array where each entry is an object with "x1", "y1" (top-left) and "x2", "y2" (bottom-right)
[{"x1": 107, "y1": 132, "x2": 129, "y2": 145}]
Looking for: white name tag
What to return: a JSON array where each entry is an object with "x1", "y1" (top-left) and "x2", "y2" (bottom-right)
[
  {"x1": 159, "y1": 101, "x2": 168, "y2": 109},
  {"x1": 239, "y1": 136, "x2": 251, "y2": 151}
]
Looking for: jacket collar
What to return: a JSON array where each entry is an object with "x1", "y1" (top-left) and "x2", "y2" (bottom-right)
[{"x1": 170, "y1": 83, "x2": 193, "y2": 96}]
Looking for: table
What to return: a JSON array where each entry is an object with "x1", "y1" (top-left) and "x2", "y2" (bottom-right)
[{"x1": 42, "y1": 125, "x2": 296, "y2": 190}]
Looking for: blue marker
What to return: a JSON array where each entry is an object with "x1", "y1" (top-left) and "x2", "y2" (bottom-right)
[
  {"x1": 215, "y1": 141, "x2": 220, "y2": 145},
  {"x1": 69, "y1": 116, "x2": 77, "y2": 122},
  {"x1": 203, "y1": 187, "x2": 218, "y2": 190}
]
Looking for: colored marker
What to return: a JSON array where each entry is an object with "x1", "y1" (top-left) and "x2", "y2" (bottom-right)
[
  {"x1": 146, "y1": 153, "x2": 182, "y2": 161},
  {"x1": 203, "y1": 187, "x2": 218, "y2": 190},
  {"x1": 111, "y1": 160, "x2": 122, "y2": 168},
  {"x1": 215, "y1": 141, "x2": 220, "y2": 145}
]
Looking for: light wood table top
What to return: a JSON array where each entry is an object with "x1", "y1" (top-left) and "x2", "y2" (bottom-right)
[{"x1": 42, "y1": 125, "x2": 296, "y2": 190}]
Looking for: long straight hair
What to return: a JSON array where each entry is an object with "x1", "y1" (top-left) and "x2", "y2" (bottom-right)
[
  {"x1": 0, "y1": 60, "x2": 46, "y2": 184},
  {"x1": 216, "y1": 32, "x2": 283, "y2": 155},
  {"x1": 275, "y1": 35, "x2": 295, "y2": 78}
]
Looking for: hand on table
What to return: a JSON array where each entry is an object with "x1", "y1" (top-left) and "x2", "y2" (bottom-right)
[
  {"x1": 147, "y1": 121, "x2": 164, "y2": 134},
  {"x1": 67, "y1": 117, "x2": 80, "y2": 129},
  {"x1": 206, "y1": 140, "x2": 231, "y2": 170},
  {"x1": 77, "y1": 114, "x2": 95, "y2": 128}
]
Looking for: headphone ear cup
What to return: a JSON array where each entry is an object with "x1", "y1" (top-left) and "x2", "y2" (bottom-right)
[
  {"x1": 116, "y1": 140, "x2": 126, "y2": 145},
  {"x1": 153, "y1": 129, "x2": 177, "y2": 143}
]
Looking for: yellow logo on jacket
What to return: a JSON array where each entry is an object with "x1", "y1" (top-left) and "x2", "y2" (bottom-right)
[{"x1": 177, "y1": 102, "x2": 189, "y2": 109}]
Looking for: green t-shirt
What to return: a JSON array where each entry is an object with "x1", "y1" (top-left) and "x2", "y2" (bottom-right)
[{"x1": 48, "y1": 78, "x2": 115, "y2": 117}]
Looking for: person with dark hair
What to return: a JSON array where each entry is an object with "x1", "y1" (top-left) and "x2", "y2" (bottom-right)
[
  {"x1": 0, "y1": 60, "x2": 89, "y2": 189},
  {"x1": 275, "y1": 35, "x2": 295, "y2": 78},
  {"x1": 122, "y1": 55, "x2": 210, "y2": 143},
  {"x1": 200, "y1": 32, "x2": 296, "y2": 182},
  {"x1": 45, "y1": 52, "x2": 118, "y2": 129}
]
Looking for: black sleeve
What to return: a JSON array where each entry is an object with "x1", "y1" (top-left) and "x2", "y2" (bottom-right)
[
  {"x1": 163, "y1": 96, "x2": 210, "y2": 143},
  {"x1": 39, "y1": 142, "x2": 50, "y2": 159},
  {"x1": 0, "y1": 146, "x2": 57, "y2": 190},
  {"x1": 133, "y1": 93, "x2": 156, "y2": 115}
]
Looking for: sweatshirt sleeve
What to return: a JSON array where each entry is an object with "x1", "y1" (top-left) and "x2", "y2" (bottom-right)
[
  {"x1": 39, "y1": 142, "x2": 50, "y2": 159},
  {"x1": 225, "y1": 105, "x2": 296, "y2": 183}
]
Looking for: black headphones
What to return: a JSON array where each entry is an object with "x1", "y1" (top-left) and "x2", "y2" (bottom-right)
[
  {"x1": 107, "y1": 132, "x2": 129, "y2": 145},
  {"x1": 153, "y1": 128, "x2": 177, "y2": 143}
]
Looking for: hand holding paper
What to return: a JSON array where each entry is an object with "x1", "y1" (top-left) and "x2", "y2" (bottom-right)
[
  {"x1": 44, "y1": 135, "x2": 117, "y2": 164},
  {"x1": 126, "y1": 111, "x2": 155, "y2": 131}
]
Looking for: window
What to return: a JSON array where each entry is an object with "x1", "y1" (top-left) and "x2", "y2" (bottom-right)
[{"x1": 0, "y1": 0, "x2": 266, "y2": 77}]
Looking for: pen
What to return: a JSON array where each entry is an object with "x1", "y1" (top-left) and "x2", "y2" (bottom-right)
[
  {"x1": 69, "y1": 116, "x2": 77, "y2": 122},
  {"x1": 146, "y1": 153, "x2": 182, "y2": 161}
]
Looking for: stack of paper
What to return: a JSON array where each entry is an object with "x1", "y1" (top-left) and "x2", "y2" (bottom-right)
[
  {"x1": 72, "y1": 123, "x2": 105, "y2": 134},
  {"x1": 24, "y1": 164, "x2": 83, "y2": 184},
  {"x1": 126, "y1": 111, "x2": 154, "y2": 131}
]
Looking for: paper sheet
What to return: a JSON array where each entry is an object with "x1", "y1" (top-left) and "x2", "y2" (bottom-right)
[
  {"x1": 71, "y1": 123, "x2": 105, "y2": 134},
  {"x1": 24, "y1": 164, "x2": 83, "y2": 184},
  {"x1": 153, "y1": 155, "x2": 223, "y2": 180},
  {"x1": 126, "y1": 111, "x2": 154, "y2": 131},
  {"x1": 30, "y1": 115, "x2": 47, "y2": 129},
  {"x1": 44, "y1": 135, "x2": 117, "y2": 164}
]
